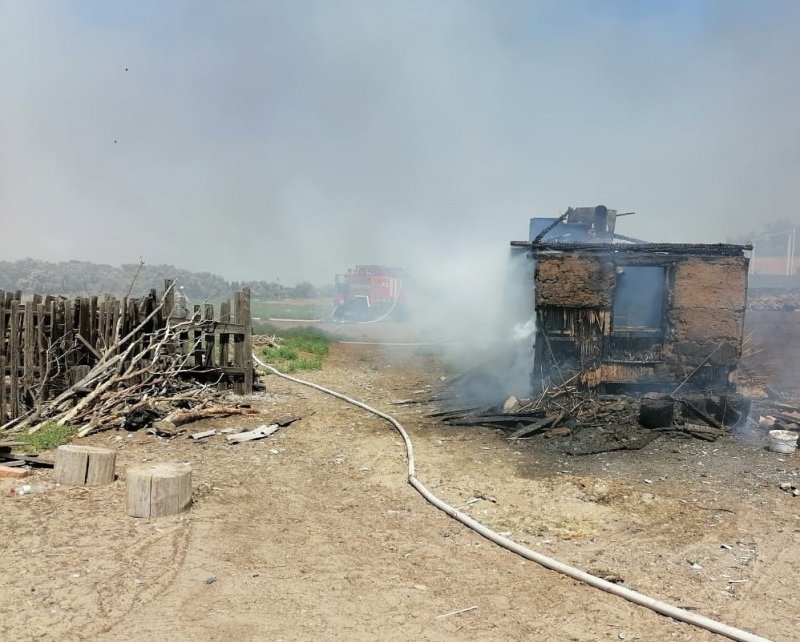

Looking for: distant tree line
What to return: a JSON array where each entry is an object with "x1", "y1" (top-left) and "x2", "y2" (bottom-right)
[
  {"x1": 230, "y1": 279, "x2": 334, "y2": 299},
  {"x1": 0, "y1": 259, "x2": 333, "y2": 300}
]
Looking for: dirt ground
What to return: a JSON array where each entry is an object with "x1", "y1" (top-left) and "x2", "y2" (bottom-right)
[{"x1": 2, "y1": 326, "x2": 799, "y2": 642}]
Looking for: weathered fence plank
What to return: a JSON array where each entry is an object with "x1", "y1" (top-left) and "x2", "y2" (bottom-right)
[{"x1": 9, "y1": 301, "x2": 20, "y2": 420}]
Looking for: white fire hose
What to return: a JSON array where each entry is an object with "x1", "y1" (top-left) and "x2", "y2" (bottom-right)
[{"x1": 252, "y1": 353, "x2": 773, "y2": 642}]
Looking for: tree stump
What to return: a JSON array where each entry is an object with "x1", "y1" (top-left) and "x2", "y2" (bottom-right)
[
  {"x1": 54, "y1": 445, "x2": 116, "y2": 486},
  {"x1": 126, "y1": 463, "x2": 192, "y2": 518}
]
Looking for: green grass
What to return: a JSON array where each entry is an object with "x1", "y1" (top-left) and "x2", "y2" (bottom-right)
[
  {"x1": 18, "y1": 422, "x2": 76, "y2": 452},
  {"x1": 282, "y1": 357, "x2": 323, "y2": 373},
  {"x1": 251, "y1": 300, "x2": 330, "y2": 321},
  {"x1": 260, "y1": 326, "x2": 333, "y2": 373},
  {"x1": 265, "y1": 345, "x2": 299, "y2": 361},
  {"x1": 279, "y1": 326, "x2": 331, "y2": 355}
]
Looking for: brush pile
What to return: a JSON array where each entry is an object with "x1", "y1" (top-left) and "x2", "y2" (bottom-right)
[{"x1": 4, "y1": 305, "x2": 254, "y2": 438}]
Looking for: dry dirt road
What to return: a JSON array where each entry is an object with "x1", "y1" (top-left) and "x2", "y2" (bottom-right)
[{"x1": 1, "y1": 337, "x2": 798, "y2": 641}]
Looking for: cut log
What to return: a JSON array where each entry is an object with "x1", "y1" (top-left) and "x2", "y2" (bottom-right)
[
  {"x1": 126, "y1": 462, "x2": 192, "y2": 518},
  {"x1": 164, "y1": 406, "x2": 259, "y2": 427},
  {"x1": 54, "y1": 445, "x2": 116, "y2": 486}
]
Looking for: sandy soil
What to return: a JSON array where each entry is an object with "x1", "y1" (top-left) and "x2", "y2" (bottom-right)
[{"x1": 1, "y1": 335, "x2": 798, "y2": 642}]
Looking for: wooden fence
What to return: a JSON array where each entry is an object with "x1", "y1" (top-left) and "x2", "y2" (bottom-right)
[{"x1": 0, "y1": 281, "x2": 253, "y2": 426}]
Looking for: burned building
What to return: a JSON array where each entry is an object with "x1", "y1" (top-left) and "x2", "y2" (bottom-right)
[{"x1": 512, "y1": 208, "x2": 751, "y2": 395}]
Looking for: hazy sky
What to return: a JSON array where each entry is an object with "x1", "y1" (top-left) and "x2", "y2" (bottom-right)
[{"x1": 2, "y1": 1, "x2": 799, "y2": 283}]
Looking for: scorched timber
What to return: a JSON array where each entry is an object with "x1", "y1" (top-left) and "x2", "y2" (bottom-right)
[
  {"x1": 442, "y1": 413, "x2": 546, "y2": 428},
  {"x1": 511, "y1": 241, "x2": 753, "y2": 255}
]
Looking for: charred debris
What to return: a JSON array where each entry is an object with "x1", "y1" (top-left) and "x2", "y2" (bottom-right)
[{"x1": 428, "y1": 206, "x2": 767, "y2": 454}]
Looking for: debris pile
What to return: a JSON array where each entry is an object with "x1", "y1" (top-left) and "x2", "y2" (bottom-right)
[
  {"x1": 428, "y1": 377, "x2": 754, "y2": 455},
  {"x1": 753, "y1": 400, "x2": 800, "y2": 432},
  {"x1": 748, "y1": 290, "x2": 800, "y2": 311},
  {"x1": 4, "y1": 305, "x2": 256, "y2": 438}
]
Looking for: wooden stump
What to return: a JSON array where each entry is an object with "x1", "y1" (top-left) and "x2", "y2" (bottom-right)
[
  {"x1": 54, "y1": 445, "x2": 116, "y2": 486},
  {"x1": 126, "y1": 463, "x2": 192, "y2": 518}
]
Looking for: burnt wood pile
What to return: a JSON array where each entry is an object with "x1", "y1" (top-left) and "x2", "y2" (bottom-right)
[{"x1": 426, "y1": 377, "x2": 752, "y2": 455}]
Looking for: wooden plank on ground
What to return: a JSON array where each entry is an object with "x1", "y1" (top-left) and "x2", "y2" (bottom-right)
[{"x1": 226, "y1": 423, "x2": 280, "y2": 443}]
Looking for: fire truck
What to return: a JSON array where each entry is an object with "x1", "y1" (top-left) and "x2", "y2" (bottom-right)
[{"x1": 333, "y1": 266, "x2": 408, "y2": 322}]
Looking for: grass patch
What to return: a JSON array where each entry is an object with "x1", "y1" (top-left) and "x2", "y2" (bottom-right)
[
  {"x1": 251, "y1": 300, "x2": 330, "y2": 321},
  {"x1": 282, "y1": 357, "x2": 323, "y2": 373},
  {"x1": 279, "y1": 326, "x2": 330, "y2": 355},
  {"x1": 18, "y1": 422, "x2": 76, "y2": 452},
  {"x1": 264, "y1": 344, "x2": 299, "y2": 361},
  {"x1": 260, "y1": 326, "x2": 333, "y2": 372}
]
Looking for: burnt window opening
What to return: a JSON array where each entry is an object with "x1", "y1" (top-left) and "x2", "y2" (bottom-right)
[{"x1": 613, "y1": 266, "x2": 665, "y2": 331}]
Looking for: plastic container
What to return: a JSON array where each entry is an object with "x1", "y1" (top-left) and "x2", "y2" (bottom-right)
[
  {"x1": 768, "y1": 430, "x2": 798, "y2": 454},
  {"x1": 10, "y1": 484, "x2": 47, "y2": 496}
]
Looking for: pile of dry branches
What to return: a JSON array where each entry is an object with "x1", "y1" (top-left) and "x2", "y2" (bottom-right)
[{"x1": 3, "y1": 290, "x2": 244, "y2": 437}]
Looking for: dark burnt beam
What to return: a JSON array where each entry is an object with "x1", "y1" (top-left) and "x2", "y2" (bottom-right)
[{"x1": 511, "y1": 241, "x2": 752, "y2": 256}]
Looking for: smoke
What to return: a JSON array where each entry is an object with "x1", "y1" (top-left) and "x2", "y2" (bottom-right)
[
  {"x1": 512, "y1": 319, "x2": 536, "y2": 343},
  {"x1": 397, "y1": 245, "x2": 536, "y2": 404},
  {"x1": 2, "y1": 1, "x2": 800, "y2": 286}
]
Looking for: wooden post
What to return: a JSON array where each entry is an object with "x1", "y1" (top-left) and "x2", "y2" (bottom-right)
[
  {"x1": 204, "y1": 304, "x2": 215, "y2": 367},
  {"x1": 111, "y1": 298, "x2": 120, "y2": 344},
  {"x1": 233, "y1": 292, "x2": 244, "y2": 394},
  {"x1": 36, "y1": 302, "x2": 47, "y2": 404},
  {"x1": 193, "y1": 304, "x2": 203, "y2": 367},
  {"x1": 163, "y1": 279, "x2": 175, "y2": 319},
  {"x1": 126, "y1": 463, "x2": 192, "y2": 518},
  {"x1": 219, "y1": 300, "x2": 231, "y2": 366},
  {"x1": 218, "y1": 300, "x2": 231, "y2": 391},
  {"x1": 0, "y1": 298, "x2": 5, "y2": 424},
  {"x1": 0, "y1": 356, "x2": 5, "y2": 426},
  {"x1": 9, "y1": 300, "x2": 20, "y2": 420},
  {"x1": 54, "y1": 445, "x2": 116, "y2": 486},
  {"x1": 241, "y1": 288, "x2": 253, "y2": 394},
  {"x1": 78, "y1": 297, "x2": 90, "y2": 365},
  {"x1": 89, "y1": 296, "x2": 98, "y2": 351},
  {"x1": 23, "y1": 302, "x2": 34, "y2": 397}
]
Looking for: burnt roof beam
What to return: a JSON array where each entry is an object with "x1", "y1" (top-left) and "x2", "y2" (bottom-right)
[{"x1": 511, "y1": 241, "x2": 752, "y2": 256}]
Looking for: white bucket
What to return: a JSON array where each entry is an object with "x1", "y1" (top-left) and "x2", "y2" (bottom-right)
[{"x1": 768, "y1": 430, "x2": 798, "y2": 454}]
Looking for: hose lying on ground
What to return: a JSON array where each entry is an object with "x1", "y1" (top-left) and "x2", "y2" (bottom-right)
[{"x1": 252, "y1": 353, "x2": 773, "y2": 642}]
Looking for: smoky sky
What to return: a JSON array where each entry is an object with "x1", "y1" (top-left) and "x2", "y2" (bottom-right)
[{"x1": 2, "y1": 1, "x2": 799, "y2": 283}]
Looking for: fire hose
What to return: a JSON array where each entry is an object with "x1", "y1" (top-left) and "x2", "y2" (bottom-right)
[{"x1": 252, "y1": 353, "x2": 773, "y2": 642}]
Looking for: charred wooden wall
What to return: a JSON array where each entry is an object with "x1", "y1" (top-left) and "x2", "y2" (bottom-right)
[{"x1": 532, "y1": 250, "x2": 748, "y2": 393}]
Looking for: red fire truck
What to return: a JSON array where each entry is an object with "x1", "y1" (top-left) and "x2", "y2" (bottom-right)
[{"x1": 333, "y1": 266, "x2": 408, "y2": 322}]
